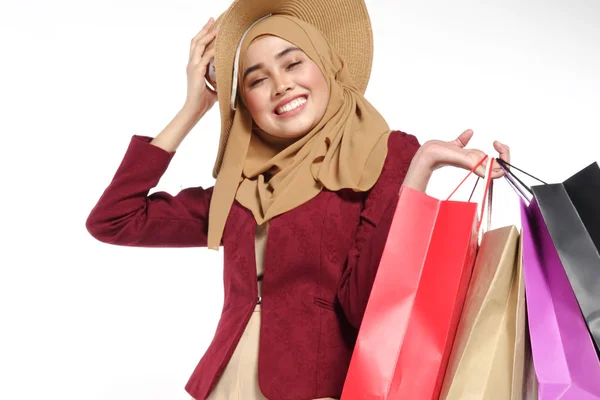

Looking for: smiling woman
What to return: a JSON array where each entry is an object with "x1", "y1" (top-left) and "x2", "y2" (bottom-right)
[{"x1": 85, "y1": 0, "x2": 510, "y2": 399}]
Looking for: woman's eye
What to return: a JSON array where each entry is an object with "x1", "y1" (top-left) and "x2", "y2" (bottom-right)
[
  {"x1": 249, "y1": 78, "x2": 266, "y2": 87},
  {"x1": 287, "y1": 61, "x2": 302, "y2": 70}
]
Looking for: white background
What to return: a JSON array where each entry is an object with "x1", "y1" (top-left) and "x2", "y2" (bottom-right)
[{"x1": 1, "y1": 0, "x2": 599, "y2": 398}]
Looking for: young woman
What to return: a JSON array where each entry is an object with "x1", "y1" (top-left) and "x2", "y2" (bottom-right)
[{"x1": 86, "y1": 0, "x2": 510, "y2": 399}]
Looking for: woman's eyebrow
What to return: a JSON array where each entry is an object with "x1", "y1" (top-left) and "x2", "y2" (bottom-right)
[
  {"x1": 243, "y1": 47, "x2": 302, "y2": 80},
  {"x1": 243, "y1": 64, "x2": 263, "y2": 80},
  {"x1": 275, "y1": 47, "x2": 301, "y2": 59}
]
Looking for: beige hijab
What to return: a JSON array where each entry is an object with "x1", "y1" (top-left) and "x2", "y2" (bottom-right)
[{"x1": 207, "y1": 15, "x2": 391, "y2": 249}]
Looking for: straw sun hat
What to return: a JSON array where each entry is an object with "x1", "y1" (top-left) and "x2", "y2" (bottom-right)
[{"x1": 205, "y1": 0, "x2": 375, "y2": 178}]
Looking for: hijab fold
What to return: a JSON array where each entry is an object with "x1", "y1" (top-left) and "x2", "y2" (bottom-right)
[{"x1": 207, "y1": 15, "x2": 391, "y2": 249}]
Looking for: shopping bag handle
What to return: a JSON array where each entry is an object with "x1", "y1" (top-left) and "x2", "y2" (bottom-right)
[
  {"x1": 479, "y1": 157, "x2": 495, "y2": 233},
  {"x1": 498, "y1": 161, "x2": 533, "y2": 203},
  {"x1": 446, "y1": 155, "x2": 488, "y2": 201},
  {"x1": 495, "y1": 158, "x2": 547, "y2": 204},
  {"x1": 447, "y1": 155, "x2": 495, "y2": 233}
]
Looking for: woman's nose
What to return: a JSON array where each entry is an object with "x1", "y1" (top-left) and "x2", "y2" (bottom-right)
[{"x1": 273, "y1": 75, "x2": 294, "y2": 97}]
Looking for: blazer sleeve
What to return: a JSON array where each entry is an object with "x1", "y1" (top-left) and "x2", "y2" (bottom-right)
[
  {"x1": 85, "y1": 135, "x2": 213, "y2": 248},
  {"x1": 337, "y1": 130, "x2": 421, "y2": 329}
]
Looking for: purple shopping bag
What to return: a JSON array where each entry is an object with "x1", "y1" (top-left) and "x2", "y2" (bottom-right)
[{"x1": 520, "y1": 198, "x2": 600, "y2": 399}]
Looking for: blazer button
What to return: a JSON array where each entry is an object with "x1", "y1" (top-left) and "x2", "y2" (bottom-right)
[{"x1": 257, "y1": 296, "x2": 262, "y2": 305}]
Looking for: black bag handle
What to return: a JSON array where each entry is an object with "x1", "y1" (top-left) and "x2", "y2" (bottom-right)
[{"x1": 495, "y1": 158, "x2": 547, "y2": 197}]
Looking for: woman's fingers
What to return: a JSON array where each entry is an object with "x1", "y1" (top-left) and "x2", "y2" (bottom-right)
[
  {"x1": 451, "y1": 129, "x2": 474, "y2": 149},
  {"x1": 189, "y1": 18, "x2": 216, "y2": 62},
  {"x1": 190, "y1": 31, "x2": 217, "y2": 65},
  {"x1": 490, "y1": 140, "x2": 511, "y2": 178},
  {"x1": 191, "y1": 18, "x2": 215, "y2": 45},
  {"x1": 493, "y1": 140, "x2": 510, "y2": 163},
  {"x1": 471, "y1": 151, "x2": 489, "y2": 178},
  {"x1": 195, "y1": 47, "x2": 216, "y2": 76}
]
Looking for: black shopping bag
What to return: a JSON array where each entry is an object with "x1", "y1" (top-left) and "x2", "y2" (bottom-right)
[
  {"x1": 562, "y1": 163, "x2": 600, "y2": 252},
  {"x1": 499, "y1": 159, "x2": 600, "y2": 356}
]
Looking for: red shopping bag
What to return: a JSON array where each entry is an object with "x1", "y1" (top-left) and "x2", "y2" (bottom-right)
[{"x1": 341, "y1": 157, "x2": 494, "y2": 400}]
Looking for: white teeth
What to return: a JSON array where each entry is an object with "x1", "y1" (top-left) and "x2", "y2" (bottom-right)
[{"x1": 276, "y1": 97, "x2": 306, "y2": 115}]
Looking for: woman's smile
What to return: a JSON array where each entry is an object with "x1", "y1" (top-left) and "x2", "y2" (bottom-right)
[{"x1": 274, "y1": 95, "x2": 308, "y2": 117}]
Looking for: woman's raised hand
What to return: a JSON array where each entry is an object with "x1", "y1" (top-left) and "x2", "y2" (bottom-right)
[
  {"x1": 402, "y1": 129, "x2": 511, "y2": 192},
  {"x1": 423, "y1": 129, "x2": 510, "y2": 178},
  {"x1": 183, "y1": 18, "x2": 219, "y2": 116}
]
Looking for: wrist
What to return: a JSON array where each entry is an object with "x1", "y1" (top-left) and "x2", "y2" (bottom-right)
[
  {"x1": 402, "y1": 146, "x2": 434, "y2": 193},
  {"x1": 181, "y1": 101, "x2": 207, "y2": 121},
  {"x1": 417, "y1": 141, "x2": 443, "y2": 169},
  {"x1": 415, "y1": 141, "x2": 440, "y2": 171}
]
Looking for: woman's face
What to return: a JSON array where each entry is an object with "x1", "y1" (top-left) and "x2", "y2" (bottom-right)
[{"x1": 241, "y1": 35, "x2": 330, "y2": 140}]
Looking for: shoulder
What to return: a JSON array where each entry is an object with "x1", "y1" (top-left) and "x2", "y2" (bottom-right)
[
  {"x1": 386, "y1": 130, "x2": 421, "y2": 168},
  {"x1": 359, "y1": 130, "x2": 420, "y2": 220},
  {"x1": 378, "y1": 130, "x2": 421, "y2": 184}
]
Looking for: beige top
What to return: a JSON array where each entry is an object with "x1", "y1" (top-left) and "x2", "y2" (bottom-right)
[
  {"x1": 255, "y1": 222, "x2": 267, "y2": 300},
  {"x1": 203, "y1": 222, "x2": 337, "y2": 400}
]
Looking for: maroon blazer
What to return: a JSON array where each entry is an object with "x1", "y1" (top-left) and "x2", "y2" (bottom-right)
[{"x1": 86, "y1": 130, "x2": 420, "y2": 400}]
